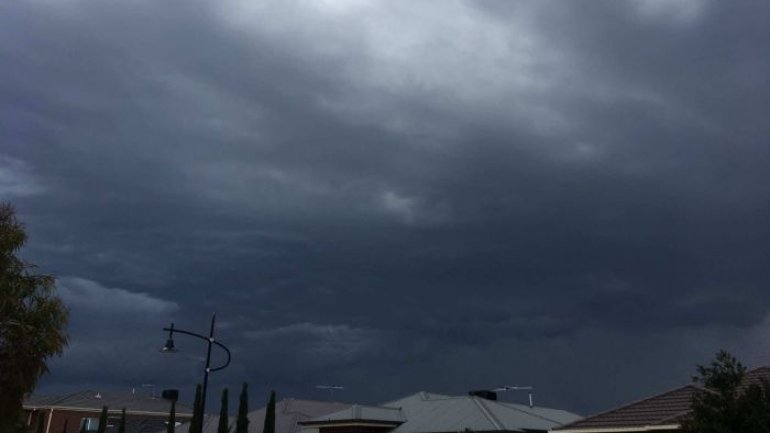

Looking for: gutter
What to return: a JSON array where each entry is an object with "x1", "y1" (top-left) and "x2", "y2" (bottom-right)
[
  {"x1": 23, "y1": 405, "x2": 193, "y2": 417},
  {"x1": 551, "y1": 425, "x2": 680, "y2": 433}
]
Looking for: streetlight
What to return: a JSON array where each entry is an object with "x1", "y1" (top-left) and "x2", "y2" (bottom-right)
[{"x1": 160, "y1": 312, "x2": 231, "y2": 426}]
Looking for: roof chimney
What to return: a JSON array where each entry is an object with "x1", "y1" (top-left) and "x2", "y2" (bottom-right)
[
  {"x1": 468, "y1": 390, "x2": 497, "y2": 401},
  {"x1": 162, "y1": 389, "x2": 179, "y2": 401}
]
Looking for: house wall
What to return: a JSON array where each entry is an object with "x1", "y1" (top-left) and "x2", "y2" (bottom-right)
[{"x1": 24, "y1": 408, "x2": 192, "y2": 433}]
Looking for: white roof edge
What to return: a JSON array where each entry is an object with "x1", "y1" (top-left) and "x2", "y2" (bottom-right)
[{"x1": 551, "y1": 424, "x2": 681, "y2": 433}]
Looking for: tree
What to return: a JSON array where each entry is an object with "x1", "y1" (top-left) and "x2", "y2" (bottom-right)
[
  {"x1": 236, "y1": 383, "x2": 249, "y2": 433},
  {"x1": 218, "y1": 388, "x2": 230, "y2": 433},
  {"x1": 263, "y1": 390, "x2": 276, "y2": 433},
  {"x1": 96, "y1": 406, "x2": 108, "y2": 433},
  {"x1": 0, "y1": 203, "x2": 68, "y2": 432},
  {"x1": 167, "y1": 398, "x2": 176, "y2": 433},
  {"x1": 681, "y1": 350, "x2": 770, "y2": 433},
  {"x1": 189, "y1": 384, "x2": 203, "y2": 433},
  {"x1": 118, "y1": 408, "x2": 126, "y2": 433}
]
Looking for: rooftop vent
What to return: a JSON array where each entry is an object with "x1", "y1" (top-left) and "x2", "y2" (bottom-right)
[
  {"x1": 162, "y1": 389, "x2": 179, "y2": 401},
  {"x1": 468, "y1": 390, "x2": 497, "y2": 401}
]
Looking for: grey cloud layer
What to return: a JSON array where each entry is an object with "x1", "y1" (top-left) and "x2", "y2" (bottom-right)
[{"x1": 3, "y1": 0, "x2": 770, "y2": 414}]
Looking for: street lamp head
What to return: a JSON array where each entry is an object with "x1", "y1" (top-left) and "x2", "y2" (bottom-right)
[{"x1": 160, "y1": 338, "x2": 178, "y2": 353}]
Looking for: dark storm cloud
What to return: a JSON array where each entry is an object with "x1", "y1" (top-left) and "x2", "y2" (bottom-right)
[{"x1": 3, "y1": 0, "x2": 770, "y2": 415}]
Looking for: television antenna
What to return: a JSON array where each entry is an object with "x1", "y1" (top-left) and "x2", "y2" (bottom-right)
[
  {"x1": 492, "y1": 385, "x2": 534, "y2": 408},
  {"x1": 316, "y1": 385, "x2": 345, "y2": 400},
  {"x1": 134, "y1": 383, "x2": 156, "y2": 398}
]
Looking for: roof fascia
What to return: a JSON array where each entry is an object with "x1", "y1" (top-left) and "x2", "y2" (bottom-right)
[
  {"x1": 551, "y1": 424, "x2": 680, "y2": 433},
  {"x1": 23, "y1": 405, "x2": 193, "y2": 417},
  {"x1": 298, "y1": 420, "x2": 403, "y2": 427}
]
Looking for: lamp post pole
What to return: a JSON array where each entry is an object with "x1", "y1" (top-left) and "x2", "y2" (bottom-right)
[{"x1": 161, "y1": 313, "x2": 231, "y2": 430}]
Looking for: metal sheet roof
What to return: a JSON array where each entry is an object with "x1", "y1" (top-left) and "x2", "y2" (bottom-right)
[
  {"x1": 174, "y1": 398, "x2": 353, "y2": 433},
  {"x1": 304, "y1": 392, "x2": 581, "y2": 433},
  {"x1": 24, "y1": 390, "x2": 193, "y2": 415}
]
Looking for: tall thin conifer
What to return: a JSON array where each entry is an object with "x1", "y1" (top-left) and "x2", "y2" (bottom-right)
[
  {"x1": 217, "y1": 388, "x2": 229, "y2": 433},
  {"x1": 263, "y1": 390, "x2": 276, "y2": 433},
  {"x1": 118, "y1": 408, "x2": 126, "y2": 433},
  {"x1": 235, "y1": 383, "x2": 249, "y2": 433},
  {"x1": 96, "y1": 406, "x2": 108, "y2": 433},
  {"x1": 189, "y1": 384, "x2": 203, "y2": 433}
]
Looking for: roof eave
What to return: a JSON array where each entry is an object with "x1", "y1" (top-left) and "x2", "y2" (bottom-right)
[{"x1": 551, "y1": 424, "x2": 681, "y2": 433}]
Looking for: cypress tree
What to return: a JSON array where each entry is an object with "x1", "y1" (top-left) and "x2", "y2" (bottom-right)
[
  {"x1": 189, "y1": 384, "x2": 202, "y2": 433},
  {"x1": 96, "y1": 406, "x2": 108, "y2": 433},
  {"x1": 36, "y1": 412, "x2": 46, "y2": 433},
  {"x1": 235, "y1": 383, "x2": 249, "y2": 433},
  {"x1": 118, "y1": 408, "x2": 126, "y2": 433},
  {"x1": 166, "y1": 398, "x2": 176, "y2": 433},
  {"x1": 217, "y1": 388, "x2": 229, "y2": 433},
  {"x1": 263, "y1": 390, "x2": 276, "y2": 433}
]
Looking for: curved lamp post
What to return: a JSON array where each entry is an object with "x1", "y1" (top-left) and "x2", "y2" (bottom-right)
[{"x1": 161, "y1": 313, "x2": 231, "y2": 424}]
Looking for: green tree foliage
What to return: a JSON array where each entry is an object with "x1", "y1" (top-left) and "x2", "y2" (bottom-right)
[
  {"x1": 189, "y1": 384, "x2": 203, "y2": 433},
  {"x1": 167, "y1": 398, "x2": 176, "y2": 433},
  {"x1": 96, "y1": 406, "x2": 108, "y2": 433},
  {"x1": 236, "y1": 383, "x2": 249, "y2": 433},
  {"x1": 0, "y1": 203, "x2": 68, "y2": 432},
  {"x1": 218, "y1": 388, "x2": 229, "y2": 433},
  {"x1": 118, "y1": 408, "x2": 126, "y2": 433},
  {"x1": 263, "y1": 390, "x2": 276, "y2": 433},
  {"x1": 681, "y1": 350, "x2": 770, "y2": 433}
]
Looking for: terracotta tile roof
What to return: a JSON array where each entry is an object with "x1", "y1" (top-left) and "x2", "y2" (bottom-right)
[
  {"x1": 554, "y1": 366, "x2": 770, "y2": 432},
  {"x1": 738, "y1": 366, "x2": 770, "y2": 392},
  {"x1": 553, "y1": 385, "x2": 700, "y2": 431}
]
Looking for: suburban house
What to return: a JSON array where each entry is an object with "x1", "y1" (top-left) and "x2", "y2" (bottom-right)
[
  {"x1": 551, "y1": 366, "x2": 770, "y2": 433},
  {"x1": 23, "y1": 390, "x2": 192, "y2": 433},
  {"x1": 298, "y1": 391, "x2": 582, "y2": 433},
  {"x1": 174, "y1": 398, "x2": 353, "y2": 433}
]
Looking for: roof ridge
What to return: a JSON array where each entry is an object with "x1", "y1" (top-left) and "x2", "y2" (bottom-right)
[
  {"x1": 471, "y1": 397, "x2": 505, "y2": 431},
  {"x1": 491, "y1": 400, "x2": 570, "y2": 424},
  {"x1": 555, "y1": 384, "x2": 701, "y2": 431},
  {"x1": 745, "y1": 365, "x2": 770, "y2": 372}
]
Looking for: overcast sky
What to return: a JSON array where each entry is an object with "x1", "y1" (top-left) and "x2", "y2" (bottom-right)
[{"x1": 3, "y1": 0, "x2": 770, "y2": 416}]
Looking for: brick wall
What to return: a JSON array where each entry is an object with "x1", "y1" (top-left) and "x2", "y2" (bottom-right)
[{"x1": 24, "y1": 408, "x2": 192, "y2": 433}]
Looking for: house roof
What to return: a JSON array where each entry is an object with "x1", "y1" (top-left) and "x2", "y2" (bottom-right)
[
  {"x1": 302, "y1": 392, "x2": 582, "y2": 433},
  {"x1": 553, "y1": 366, "x2": 770, "y2": 432},
  {"x1": 173, "y1": 398, "x2": 353, "y2": 433},
  {"x1": 24, "y1": 390, "x2": 193, "y2": 416},
  {"x1": 739, "y1": 366, "x2": 770, "y2": 391},
  {"x1": 552, "y1": 385, "x2": 700, "y2": 432},
  {"x1": 301, "y1": 404, "x2": 405, "y2": 425}
]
